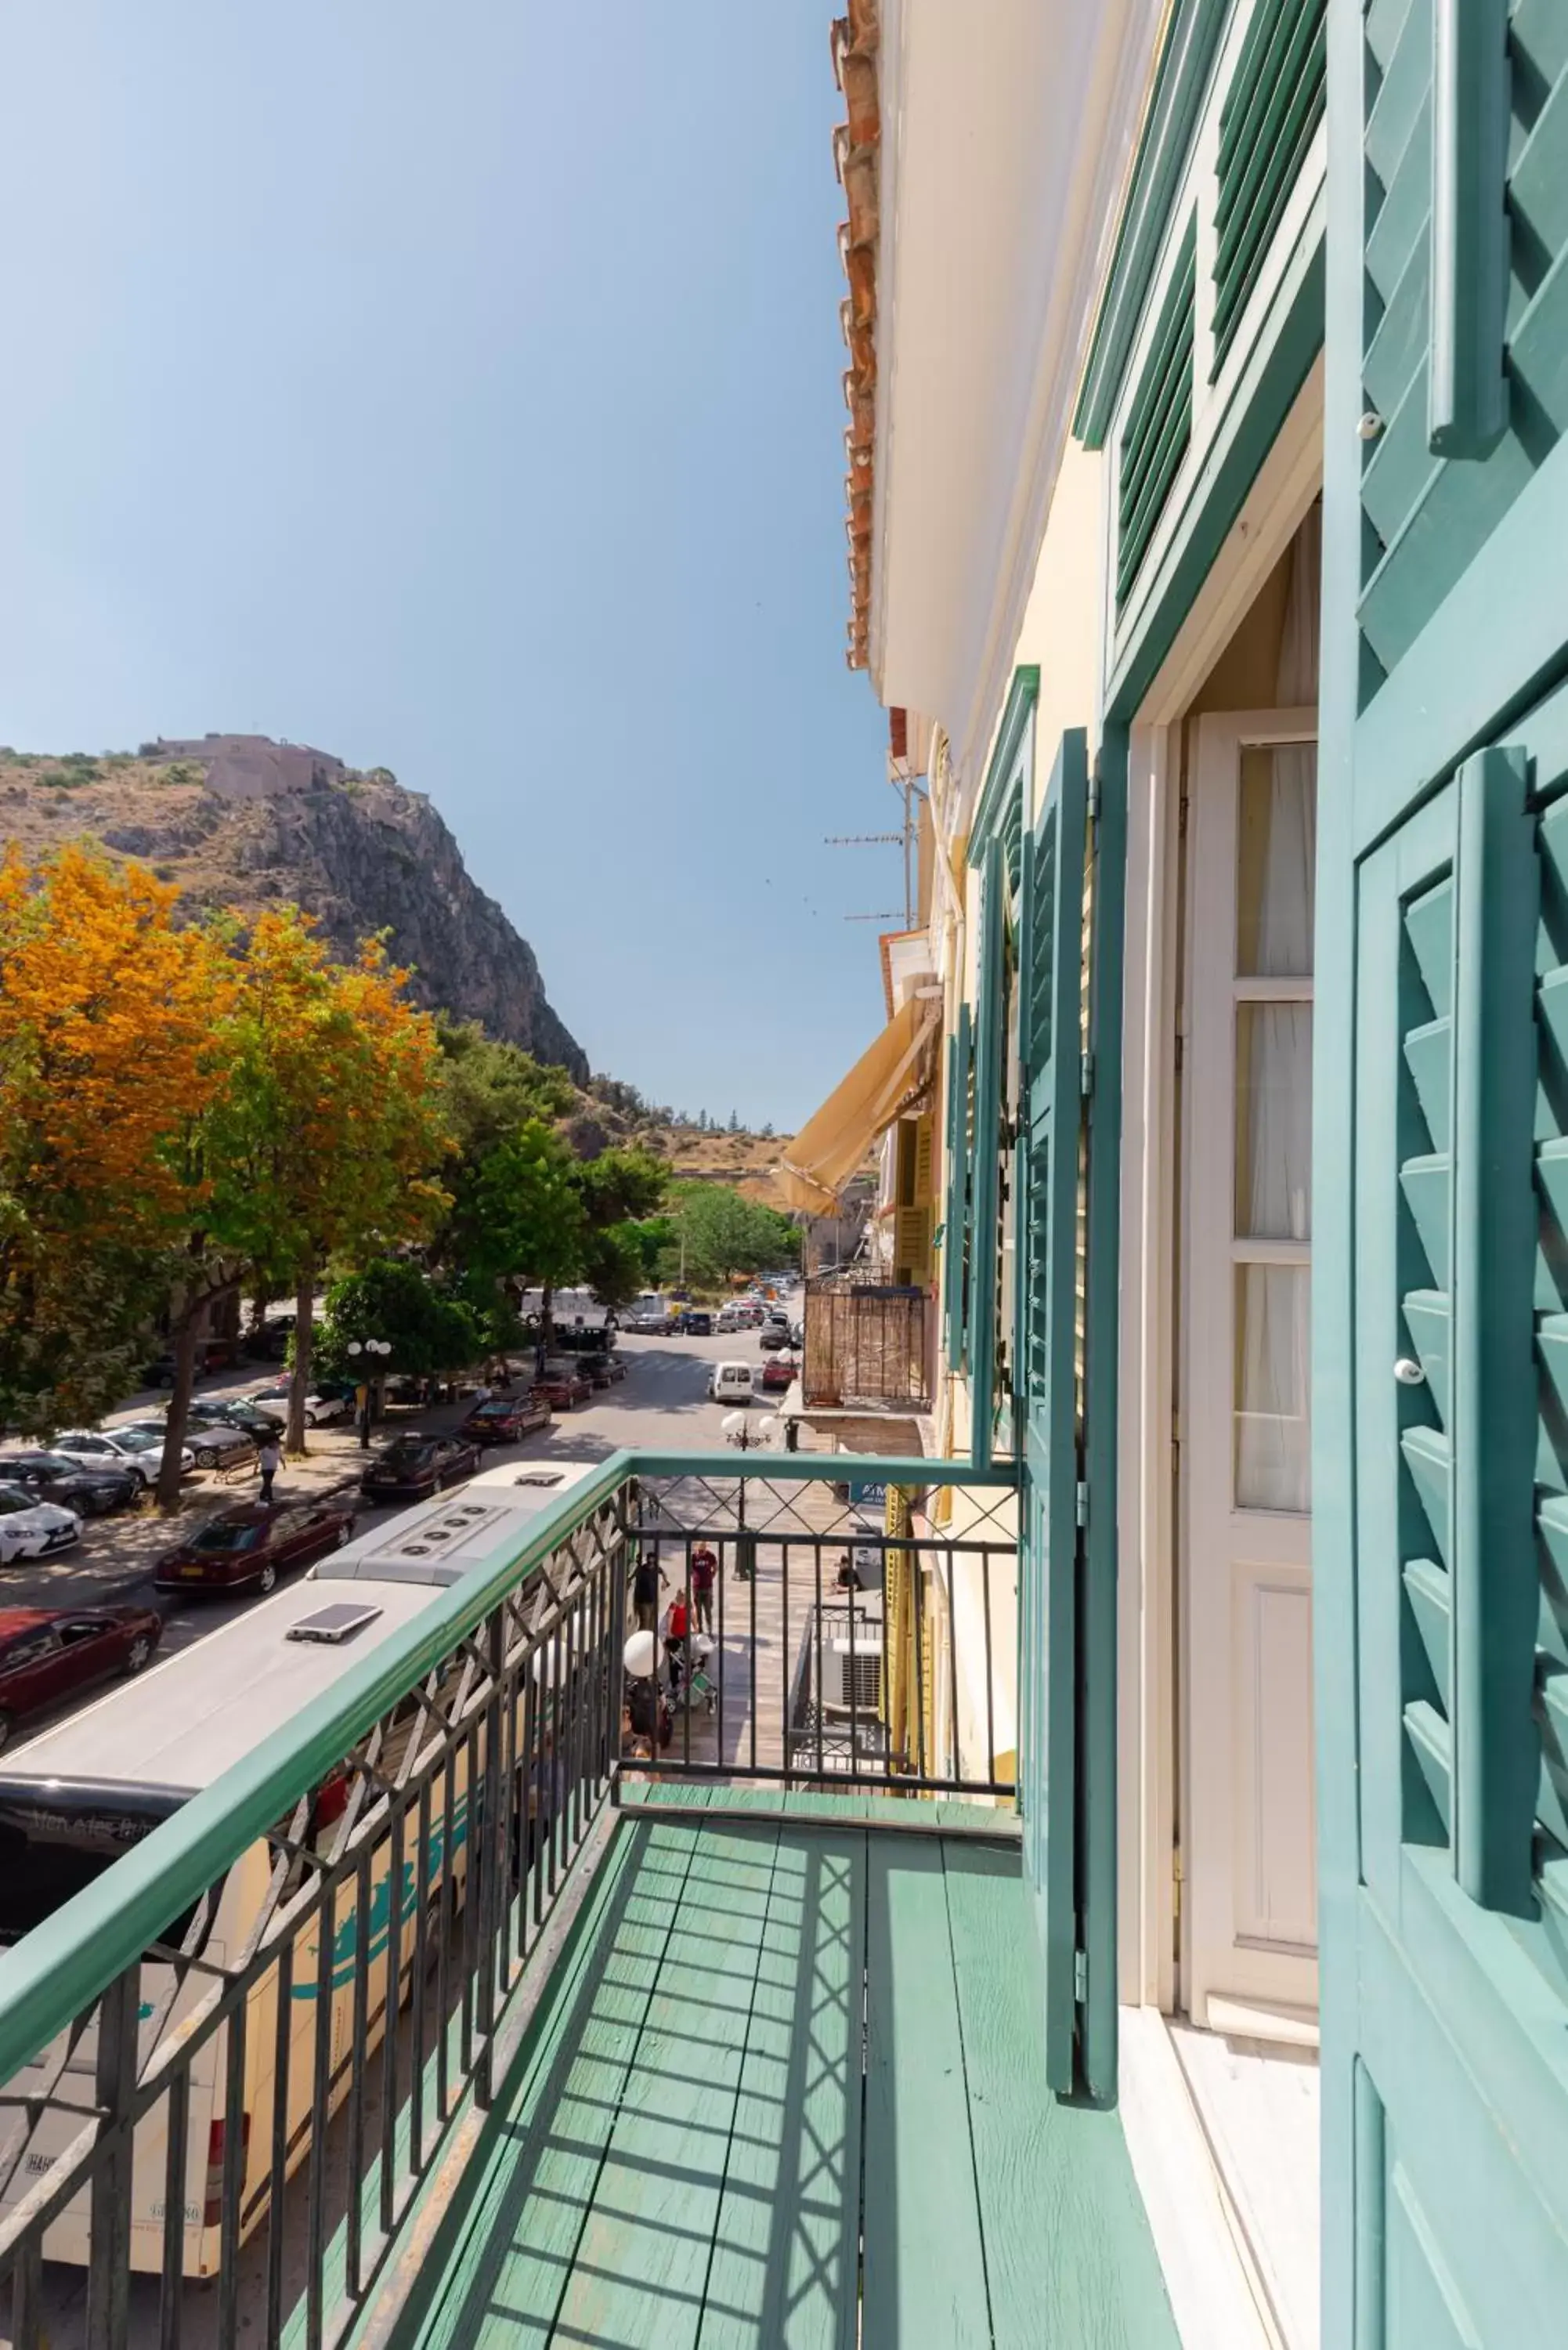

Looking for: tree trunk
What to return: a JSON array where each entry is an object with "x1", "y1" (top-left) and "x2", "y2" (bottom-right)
[
  {"x1": 157, "y1": 1309, "x2": 203, "y2": 1510},
  {"x1": 287, "y1": 1258, "x2": 315, "y2": 1454},
  {"x1": 538, "y1": 1282, "x2": 554, "y2": 1372}
]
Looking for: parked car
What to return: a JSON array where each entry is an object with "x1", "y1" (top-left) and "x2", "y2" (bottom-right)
[
  {"x1": 118, "y1": 1417, "x2": 255, "y2": 1474},
  {"x1": 0, "y1": 1605, "x2": 161, "y2": 1752},
  {"x1": 759, "y1": 1356, "x2": 796, "y2": 1394},
  {"x1": 247, "y1": 1379, "x2": 352, "y2": 1427},
  {"x1": 0, "y1": 1452, "x2": 139, "y2": 1517},
  {"x1": 594, "y1": 1352, "x2": 627, "y2": 1383},
  {"x1": 708, "y1": 1361, "x2": 756, "y2": 1406},
  {"x1": 677, "y1": 1310, "x2": 714, "y2": 1337},
  {"x1": 60, "y1": 1419, "x2": 197, "y2": 1476},
  {"x1": 52, "y1": 1427, "x2": 193, "y2": 1485},
  {"x1": 789, "y1": 1321, "x2": 804, "y2": 1349},
  {"x1": 180, "y1": 1397, "x2": 285, "y2": 1439},
  {"x1": 359, "y1": 1434, "x2": 480, "y2": 1503},
  {"x1": 456, "y1": 1394, "x2": 554, "y2": 1447},
  {"x1": 154, "y1": 1499, "x2": 357, "y2": 1596},
  {"x1": 759, "y1": 1323, "x2": 793, "y2": 1353},
  {"x1": 0, "y1": 1488, "x2": 82, "y2": 1565},
  {"x1": 533, "y1": 1365, "x2": 592, "y2": 1411},
  {"x1": 728, "y1": 1301, "x2": 764, "y2": 1329},
  {"x1": 140, "y1": 1337, "x2": 241, "y2": 1386}
]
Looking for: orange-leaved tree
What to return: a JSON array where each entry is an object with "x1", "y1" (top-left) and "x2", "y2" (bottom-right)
[
  {"x1": 190, "y1": 909, "x2": 452, "y2": 1469},
  {"x1": 0, "y1": 845, "x2": 233, "y2": 1429}
]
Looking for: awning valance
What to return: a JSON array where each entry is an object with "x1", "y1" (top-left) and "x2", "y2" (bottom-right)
[{"x1": 778, "y1": 996, "x2": 939, "y2": 1216}]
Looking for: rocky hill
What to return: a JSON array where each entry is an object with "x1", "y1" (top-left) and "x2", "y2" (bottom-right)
[{"x1": 0, "y1": 737, "x2": 587, "y2": 1076}]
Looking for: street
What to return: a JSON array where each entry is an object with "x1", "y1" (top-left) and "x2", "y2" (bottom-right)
[{"x1": 1, "y1": 1328, "x2": 795, "y2": 1757}]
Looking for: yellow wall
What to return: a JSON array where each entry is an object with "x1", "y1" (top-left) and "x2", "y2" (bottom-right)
[{"x1": 1010, "y1": 437, "x2": 1105, "y2": 825}]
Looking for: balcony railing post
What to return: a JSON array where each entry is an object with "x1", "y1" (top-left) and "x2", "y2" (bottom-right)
[{"x1": 85, "y1": 1961, "x2": 139, "y2": 2350}]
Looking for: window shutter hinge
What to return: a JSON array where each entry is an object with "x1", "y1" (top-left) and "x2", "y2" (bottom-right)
[
  {"x1": 1080, "y1": 1050, "x2": 1094, "y2": 1098},
  {"x1": 1075, "y1": 1949, "x2": 1089, "y2": 2002},
  {"x1": 1178, "y1": 792, "x2": 1190, "y2": 841},
  {"x1": 1075, "y1": 1479, "x2": 1089, "y2": 1528},
  {"x1": 1174, "y1": 1032, "x2": 1184, "y2": 1072}
]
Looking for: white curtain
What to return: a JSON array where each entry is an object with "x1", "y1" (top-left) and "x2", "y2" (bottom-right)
[{"x1": 1235, "y1": 507, "x2": 1319, "y2": 1513}]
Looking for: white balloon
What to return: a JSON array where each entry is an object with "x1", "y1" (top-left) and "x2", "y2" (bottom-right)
[{"x1": 623, "y1": 1630, "x2": 657, "y2": 1677}]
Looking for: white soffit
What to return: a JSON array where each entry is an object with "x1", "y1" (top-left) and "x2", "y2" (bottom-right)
[{"x1": 873, "y1": 0, "x2": 1162, "y2": 785}]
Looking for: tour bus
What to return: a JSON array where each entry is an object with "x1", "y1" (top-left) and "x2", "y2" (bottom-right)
[{"x1": 0, "y1": 1459, "x2": 605, "y2": 2280}]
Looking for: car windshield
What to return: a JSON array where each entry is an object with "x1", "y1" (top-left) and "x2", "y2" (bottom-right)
[
  {"x1": 0, "y1": 1488, "x2": 35, "y2": 1514},
  {"x1": 473, "y1": 1401, "x2": 511, "y2": 1418},
  {"x1": 381, "y1": 1441, "x2": 432, "y2": 1466},
  {"x1": 189, "y1": 1522, "x2": 265, "y2": 1555},
  {"x1": 113, "y1": 1430, "x2": 158, "y2": 1454}
]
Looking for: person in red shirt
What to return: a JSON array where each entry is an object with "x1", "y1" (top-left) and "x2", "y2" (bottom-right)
[{"x1": 665, "y1": 1593, "x2": 689, "y2": 1696}]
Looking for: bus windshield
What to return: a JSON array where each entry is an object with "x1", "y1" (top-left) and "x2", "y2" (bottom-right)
[{"x1": 0, "y1": 1781, "x2": 190, "y2": 1947}]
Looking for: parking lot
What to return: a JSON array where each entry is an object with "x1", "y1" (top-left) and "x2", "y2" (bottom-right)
[{"x1": 0, "y1": 1321, "x2": 802, "y2": 1752}]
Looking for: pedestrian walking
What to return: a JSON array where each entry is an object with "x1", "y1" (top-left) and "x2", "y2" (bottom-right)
[
  {"x1": 258, "y1": 1437, "x2": 281, "y2": 1506},
  {"x1": 634, "y1": 1551, "x2": 665, "y2": 1633},
  {"x1": 690, "y1": 1542, "x2": 717, "y2": 1635},
  {"x1": 664, "y1": 1593, "x2": 689, "y2": 1698}
]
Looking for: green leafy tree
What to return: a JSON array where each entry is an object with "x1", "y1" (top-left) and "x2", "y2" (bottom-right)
[
  {"x1": 662, "y1": 1184, "x2": 799, "y2": 1291},
  {"x1": 316, "y1": 1260, "x2": 481, "y2": 1383}
]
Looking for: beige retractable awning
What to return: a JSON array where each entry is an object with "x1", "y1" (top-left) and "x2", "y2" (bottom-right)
[{"x1": 777, "y1": 996, "x2": 939, "y2": 1216}]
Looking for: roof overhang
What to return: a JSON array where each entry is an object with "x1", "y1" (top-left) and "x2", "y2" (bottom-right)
[{"x1": 862, "y1": 0, "x2": 1164, "y2": 783}]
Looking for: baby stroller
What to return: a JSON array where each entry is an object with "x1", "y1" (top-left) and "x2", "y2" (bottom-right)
[{"x1": 670, "y1": 1631, "x2": 717, "y2": 1716}]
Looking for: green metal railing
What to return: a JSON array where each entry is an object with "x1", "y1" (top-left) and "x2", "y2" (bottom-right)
[{"x1": 0, "y1": 1448, "x2": 1015, "y2": 2350}]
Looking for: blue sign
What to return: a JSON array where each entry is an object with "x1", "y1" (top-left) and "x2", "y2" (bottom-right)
[{"x1": 847, "y1": 1480, "x2": 887, "y2": 1509}]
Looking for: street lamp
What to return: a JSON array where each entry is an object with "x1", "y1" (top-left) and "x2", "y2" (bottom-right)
[
  {"x1": 346, "y1": 1338, "x2": 393, "y2": 1448},
  {"x1": 721, "y1": 1412, "x2": 782, "y2": 1581}
]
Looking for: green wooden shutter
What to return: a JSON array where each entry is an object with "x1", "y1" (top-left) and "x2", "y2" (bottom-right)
[
  {"x1": 1015, "y1": 729, "x2": 1092, "y2": 2093},
  {"x1": 1212, "y1": 0, "x2": 1327, "y2": 373},
  {"x1": 1116, "y1": 214, "x2": 1196, "y2": 606},
  {"x1": 942, "y1": 1006, "x2": 972, "y2": 1369},
  {"x1": 969, "y1": 845, "x2": 1006, "y2": 1469},
  {"x1": 1357, "y1": 0, "x2": 1568, "y2": 692},
  {"x1": 1319, "y1": 5, "x2": 1568, "y2": 2330}
]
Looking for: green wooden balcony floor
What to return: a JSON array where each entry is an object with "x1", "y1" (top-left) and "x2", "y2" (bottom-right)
[{"x1": 388, "y1": 1794, "x2": 1176, "y2": 2350}]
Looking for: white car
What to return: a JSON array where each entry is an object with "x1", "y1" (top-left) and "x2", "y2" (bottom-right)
[
  {"x1": 708, "y1": 1361, "x2": 756, "y2": 1405},
  {"x1": 247, "y1": 1382, "x2": 351, "y2": 1427},
  {"x1": 52, "y1": 1427, "x2": 193, "y2": 1488},
  {"x1": 0, "y1": 1484, "x2": 82, "y2": 1564}
]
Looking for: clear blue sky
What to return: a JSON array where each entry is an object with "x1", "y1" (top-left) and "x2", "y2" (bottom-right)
[{"x1": 0, "y1": 5, "x2": 896, "y2": 1131}]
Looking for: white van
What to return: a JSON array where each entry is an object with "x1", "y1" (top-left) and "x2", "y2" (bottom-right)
[
  {"x1": 0, "y1": 1459, "x2": 599, "y2": 2281},
  {"x1": 708, "y1": 1361, "x2": 755, "y2": 1405}
]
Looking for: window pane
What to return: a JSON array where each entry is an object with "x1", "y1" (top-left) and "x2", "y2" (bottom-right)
[
  {"x1": 1237, "y1": 743, "x2": 1317, "y2": 977},
  {"x1": 1234, "y1": 1003, "x2": 1313, "y2": 1239},
  {"x1": 1234, "y1": 1264, "x2": 1310, "y2": 1512}
]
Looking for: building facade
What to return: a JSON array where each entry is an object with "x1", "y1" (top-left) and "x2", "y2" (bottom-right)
[{"x1": 806, "y1": 0, "x2": 1568, "y2": 2341}]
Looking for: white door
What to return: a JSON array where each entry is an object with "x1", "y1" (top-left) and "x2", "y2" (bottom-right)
[{"x1": 1183, "y1": 707, "x2": 1317, "y2": 2037}]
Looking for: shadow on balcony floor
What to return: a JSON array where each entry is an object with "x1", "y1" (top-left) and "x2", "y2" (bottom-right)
[{"x1": 389, "y1": 1795, "x2": 1175, "y2": 2349}]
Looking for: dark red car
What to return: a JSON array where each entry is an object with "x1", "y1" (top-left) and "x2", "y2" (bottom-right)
[
  {"x1": 359, "y1": 1432, "x2": 480, "y2": 1503},
  {"x1": 154, "y1": 1499, "x2": 358, "y2": 1596},
  {"x1": 533, "y1": 1366, "x2": 591, "y2": 1411},
  {"x1": 0, "y1": 1606, "x2": 161, "y2": 1753},
  {"x1": 759, "y1": 1354, "x2": 797, "y2": 1393},
  {"x1": 457, "y1": 1394, "x2": 554, "y2": 1447}
]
